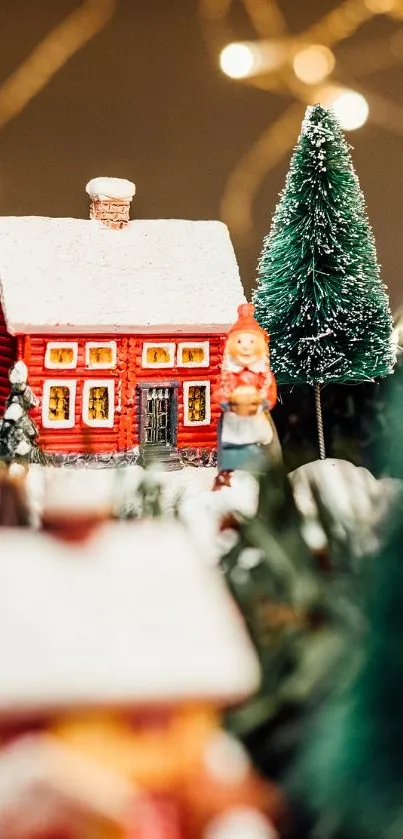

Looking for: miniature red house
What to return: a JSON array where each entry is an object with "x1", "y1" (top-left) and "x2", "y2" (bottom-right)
[
  {"x1": 0, "y1": 178, "x2": 245, "y2": 466},
  {"x1": 0, "y1": 520, "x2": 274, "y2": 839}
]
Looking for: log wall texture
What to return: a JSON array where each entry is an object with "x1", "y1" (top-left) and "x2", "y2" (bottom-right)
[
  {"x1": 21, "y1": 332, "x2": 226, "y2": 454},
  {"x1": 0, "y1": 305, "x2": 16, "y2": 414}
]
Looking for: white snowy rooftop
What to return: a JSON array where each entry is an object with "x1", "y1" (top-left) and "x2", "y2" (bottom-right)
[
  {"x1": 0, "y1": 520, "x2": 259, "y2": 716},
  {"x1": 0, "y1": 216, "x2": 245, "y2": 334}
]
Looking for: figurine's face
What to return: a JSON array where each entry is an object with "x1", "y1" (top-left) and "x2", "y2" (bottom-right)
[{"x1": 228, "y1": 331, "x2": 266, "y2": 366}]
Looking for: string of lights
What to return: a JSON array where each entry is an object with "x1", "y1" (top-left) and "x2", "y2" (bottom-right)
[{"x1": 198, "y1": 0, "x2": 403, "y2": 244}]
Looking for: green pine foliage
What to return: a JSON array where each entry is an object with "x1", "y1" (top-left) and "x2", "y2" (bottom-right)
[
  {"x1": 290, "y1": 506, "x2": 403, "y2": 839},
  {"x1": 220, "y1": 461, "x2": 368, "y2": 783},
  {"x1": 288, "y1": 504, "x2": 403, "y2": 839},
  {"x1": 253, "y1": 104, "x2": 395, "y2": 385},
  {"x1": 287, "y1": 381, "x2": 403, "y2": 839}
]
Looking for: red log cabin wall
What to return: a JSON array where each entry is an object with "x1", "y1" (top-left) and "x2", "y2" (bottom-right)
[
  {"x1": 0, "y1": 304, "x2": 16, "y2": 414},
  {"x1": 20, "y1": 333, "x2": 225, "y2": 454}
]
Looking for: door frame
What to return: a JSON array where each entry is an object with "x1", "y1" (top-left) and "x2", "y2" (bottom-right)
[{"x1": 137, "y1": 380, "x2": 179, "y2": 447}]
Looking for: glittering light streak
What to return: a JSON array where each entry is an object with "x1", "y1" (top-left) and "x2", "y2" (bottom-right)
[
  {"x1": 365, "y1": 0, "x2": 397, "y2": 11},
  {"x1": 198, "y1": 0, "x2": 403, "y2": 242},
  {"x1": 220, "y1": 102, "x2": 304, "y2": 240},
  {"x1": 243, "y1": 0, "x2": 288, "y2": 37},
  {"x1": 0, "y1": 0, "x2": 117, "y2": 131},
  {"x1": 300, "y1": 0, "x2": 374, "y2": 48}
]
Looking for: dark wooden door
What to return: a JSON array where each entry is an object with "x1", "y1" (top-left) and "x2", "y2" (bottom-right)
[
  {"x1": 145, "y1": 386, "x2": 171, "y2": 444},
  {"x1": 138, "y1": 383, "x2": 178, "y2": 448}
]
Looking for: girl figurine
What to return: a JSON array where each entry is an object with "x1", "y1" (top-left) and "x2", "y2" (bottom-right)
[{"x1": 214, "y1": 304, "x2": 280, "y2": 486}]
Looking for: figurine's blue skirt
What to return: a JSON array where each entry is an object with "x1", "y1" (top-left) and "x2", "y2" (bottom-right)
[
  {"x1": 217, "y1": 415, "x2": 268, "y2": 472},
  {"x1": 218, "y1": 442, "x2": 266, "y2": 471}
]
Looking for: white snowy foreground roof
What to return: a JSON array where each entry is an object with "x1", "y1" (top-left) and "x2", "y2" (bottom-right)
[
  {"x1": 0, "y1": 216, "x2": 245, "y2": 334},
  {"x1": 0, "y1": 520, "x2": 259, "y2": 715}
]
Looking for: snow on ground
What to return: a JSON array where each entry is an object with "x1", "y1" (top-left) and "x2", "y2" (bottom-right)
[
  {"x1": 27, "y1": 463, "x2": 216, "y2": 516},
  {"x1": 290, "y1": 458, "x2": 400, "y2": 554},
  {"x1": 26, "y1": 459, "x2": 400, "y2": 561},
  {"x1": 180, "y1": 471, "x2": 259, "y2": 565},
  {"x1": 26, "y1": 464, "x2": 258, "y2": 563}
]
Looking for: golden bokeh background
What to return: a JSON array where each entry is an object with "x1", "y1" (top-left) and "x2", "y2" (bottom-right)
[{"x1": 1, "y1": 1, "x2": 403, "y2": 304}]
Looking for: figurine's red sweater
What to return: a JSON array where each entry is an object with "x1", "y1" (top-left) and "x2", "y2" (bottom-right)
[{"x1": 215, "y1": 365, "x2": 277, "y2": 410}]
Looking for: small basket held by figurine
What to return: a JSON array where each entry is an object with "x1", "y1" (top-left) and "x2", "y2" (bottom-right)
[{"x1": 229, "y1": 385, "x2": 261, "y2": 417}]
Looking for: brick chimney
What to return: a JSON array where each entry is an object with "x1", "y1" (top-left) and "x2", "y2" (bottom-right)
[{"x1": 85, "y1": 177, "x2": 136, "y2": 230}]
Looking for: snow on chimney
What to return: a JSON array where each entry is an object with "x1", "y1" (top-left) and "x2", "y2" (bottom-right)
[{"x1": 85, "y1": 177, "x2": 136, "y2": 230}]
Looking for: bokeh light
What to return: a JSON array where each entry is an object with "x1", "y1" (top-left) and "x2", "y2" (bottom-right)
[
  {"x1": 321, "y1": 88, "x2": 369, "y2": 130},
  {"x1": 220, "y1": 43, "x2": 255, "y2": 79},
  {"x1": 293, "y1": 45, "x2": 336, "y2": 85},
  {"x1": 220, "y1": 41, "x2": 286, "y2": 79}
]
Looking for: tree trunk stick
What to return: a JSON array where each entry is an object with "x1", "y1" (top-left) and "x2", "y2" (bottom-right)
[{"x1": 314, "y1": 383, "x2": 326, "y2": 460}]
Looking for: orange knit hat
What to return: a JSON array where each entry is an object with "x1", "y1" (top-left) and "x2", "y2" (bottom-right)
[{"x1": 227, "y1": 303, "x2": 268, "y2": 341}]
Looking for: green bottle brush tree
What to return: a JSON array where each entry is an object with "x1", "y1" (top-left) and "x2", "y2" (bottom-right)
[{"x1": 253, "y1": 104, "x2": 395, "y2": 459}]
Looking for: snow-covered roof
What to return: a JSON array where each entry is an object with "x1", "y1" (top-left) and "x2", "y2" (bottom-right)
[
  {"x1": 0, "y1": 520, "x2": 259, "y2": 715},
  {"x1": 0, "y1": 216, "x2": 245, "y2": 334}
]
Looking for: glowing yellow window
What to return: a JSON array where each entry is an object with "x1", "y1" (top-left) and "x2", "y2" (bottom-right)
[
  {"x1": 48, "y1": 386, "x2": 70, "y2": 422},
  {"x1": 187, "y1": 385, "x2": 207, "y2": 423},
  {"x1": 89, "y1": 346, "x2": 113, "y2": 366},
  {"x1": 142, "y1": 343, "x2": 175, "y2": 368},
  {"x1": 85, "y1": 342, "x2": 116, "y2": 369},
  {"x1": 147, "y1": 347, "x2": 169, "y2": 364},
  {"x1": 87, "y1": 386, "x2": 109, "y2": 422},
  {"x1": 182, "y1": 347, "x2": 205, "y2": 364},
  {"x1": 49, "y1": 347, "x2": 74, "y2": 365},
  {"x1": 45, "y1": 343, "x2": 78, "y2": 369},
  {"x1": 178, "y1": 342, "x2": 209, "y2": 368}
]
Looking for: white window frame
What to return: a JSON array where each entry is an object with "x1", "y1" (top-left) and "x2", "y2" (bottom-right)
[
  {"x1": 85, "y1": 341, "x2": 117, "y2": 370},
  {"x1": 82, "y1": 379, "x2": 115, "y2": 429},
  {"x1": 183, "y1": 380, "x2": 211, "y2": 427},
  {"x1": 177, "y1": 341, "x2": 210, "y2": 368},
  {"x1": 141, "y1": 342, "x2": 175, "y2": 369},
  {"x1": 42, "y1": 379, "x2": 76, "y2": 429},
  {"x1": 44, "y1": 342, "x2": 78, "y2": 370}
]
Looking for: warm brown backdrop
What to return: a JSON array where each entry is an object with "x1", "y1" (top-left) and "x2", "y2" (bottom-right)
[{"x1": 1, "y1": 0, "x2": 403, "y2": 307}]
